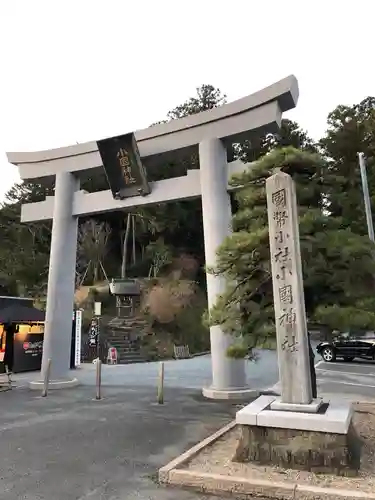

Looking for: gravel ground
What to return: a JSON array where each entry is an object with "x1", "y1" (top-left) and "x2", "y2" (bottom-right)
[{"x1": 187, "y1": 403, "x2": 375, "y2": 494}]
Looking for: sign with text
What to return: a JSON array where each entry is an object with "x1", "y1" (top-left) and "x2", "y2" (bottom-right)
[
  {"x1": 94, "y1": 302, "x2": 102, "y2": 317},
  {"x1": 97, "y1": 133, "x2": 151, "y2": 199},
  {"x1": 89, "y1": 317, "x2": 99, "y2": 348},
  {"x1": 75, "y1": 310, "x2": 82, "y2": 367},
  {"x1": 13, "y1": 332, "x2": 44, "y2": 373},
  {"x1": 266, "y1": 170, "x2": 312, "y2": 405}
]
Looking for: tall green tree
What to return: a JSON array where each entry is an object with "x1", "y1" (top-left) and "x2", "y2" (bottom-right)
[
  {"x1": 167, "y1": 84, "x2": 227, "y2": 119},
  {"x1": 132, "y1": 104, "x2": 316, "y2": 274},
  {"x1": 320, "y1": 97, "x2": 375, "y2": 236},
  {"x1": 129, "y1": 85, "x2": 229, "y2": 270},
  {"x1": 237, "y1": 119, "x2": 318, "y2": 163},
  {"x1": 209, "y1": 147, "x2": 375, "y2": 349},
  {"x1": 0, "y1": 182, "x2": 52, "y2": 295}
]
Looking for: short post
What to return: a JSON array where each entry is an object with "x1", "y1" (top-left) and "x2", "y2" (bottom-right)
[
  {"x1": 41, "y1": 358, "x2": 52, "y2": 397},
  {"x1": 95, "y1": 359, "x2": 102, "y2": 400},
  {"x1": 157, "y1": 361, "x2": 164, "y2": 404}
]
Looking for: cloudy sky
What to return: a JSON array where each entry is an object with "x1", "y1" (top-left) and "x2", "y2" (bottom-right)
[{"x1": 0, "y1": 0, "x2": 373, "y2": 201}]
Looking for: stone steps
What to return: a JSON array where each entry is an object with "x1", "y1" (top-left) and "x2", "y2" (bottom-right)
[
  {"x1": 110, "y1": 346, "x2": 139, "y2": 353},
  {"x1": 106, "y1": 315, "x2": 147, "y2": 364},
  {"x1": 117, "y1": 352, "x2": 145, "y2": 364}
]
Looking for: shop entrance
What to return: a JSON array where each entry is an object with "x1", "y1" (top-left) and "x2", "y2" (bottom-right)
[
  {"x1": 0, "y1": 322, "x2": 44, "y2": 374},
  {"x1": 0, "y1": 306, "x2": 83, "y2": 376}
]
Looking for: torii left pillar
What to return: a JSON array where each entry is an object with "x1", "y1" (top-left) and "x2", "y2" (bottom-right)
[{"x1": 29, "y1": 172, "x2": 80, "y2": 390}]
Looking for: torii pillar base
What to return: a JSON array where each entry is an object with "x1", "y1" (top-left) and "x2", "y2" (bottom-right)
[{"x1": 29, "y1": 378, "x2": 79, "y2": 391}]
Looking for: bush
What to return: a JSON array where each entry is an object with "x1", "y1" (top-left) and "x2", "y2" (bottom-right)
[
  {"x1": 141, "y1": 278, "x2": 209, "y2": 353},
  {"x1": 226, "y1": 343, "x2": 248, "y2": 359},
  {"x1": 141, "y1": 279, "x2": 197, "y2": 323}
]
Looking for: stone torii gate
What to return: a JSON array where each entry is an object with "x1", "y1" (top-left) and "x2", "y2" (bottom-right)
[{"x1": 7, "y1": 75, "x2": 298, "y2": 398}]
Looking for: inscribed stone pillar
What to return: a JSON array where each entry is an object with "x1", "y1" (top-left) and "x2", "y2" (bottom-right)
[
  {"x1": 199, "y1": 138, "x2": 248, "y2": 397},
  {"x1": 31, "y1": 172, "x2": 79, "y2": 387},
  {"x1": 266, "y1": 171, "x2": 312, "y2": 405}
]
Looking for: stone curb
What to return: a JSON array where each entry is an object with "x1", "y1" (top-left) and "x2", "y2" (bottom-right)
[
  {"x1": 158, "y1": 421, "x2": 375, "y2": 500},
  {"x1": 158, "y1": 420, "x2": 236, "y2": 482},
  {"x1": 165, "y1": 470, "x2": 375, "y2": 500}
]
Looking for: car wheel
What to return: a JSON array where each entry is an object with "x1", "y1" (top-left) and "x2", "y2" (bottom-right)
[
  {"x1": 343, "y1": 357, "x2": 354, "y2": 362},
  {"x1": 322, "y1": 346, "x2": 335, "y2": 362}
]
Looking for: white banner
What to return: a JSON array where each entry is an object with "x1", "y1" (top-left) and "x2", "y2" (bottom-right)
[
  {"x1": 75, "y1": 309, "x2": 82, "y2": 367},
  {"x1": 94, "y1": 302, "x2": 102, "y2": 316}
]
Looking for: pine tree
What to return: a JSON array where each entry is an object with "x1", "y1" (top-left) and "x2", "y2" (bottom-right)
[{"x1": 209, "y1": 147, "x2": 375, "y2": 349}]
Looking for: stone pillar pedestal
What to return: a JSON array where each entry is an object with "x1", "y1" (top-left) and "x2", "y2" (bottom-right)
[
  {"x1": 199, "y1": 138, "x2": 255, "y2": 400},
  {"x1": 29, "y1": 172, "x2": 79, "y2": 390},
  {"x1": 234, "y1": 170, "x2": 358, "y2": 476},
  {"x1": 235, "y1": 396, "x2": 360, "y2": 476}
]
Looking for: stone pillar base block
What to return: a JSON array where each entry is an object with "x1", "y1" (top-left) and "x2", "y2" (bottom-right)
[
  {"x1": 202, "y1": 386, "x2": 258, "y2": 400},
  {"x1": 270, "y1": 396, "x2": 323, "y2": 413},
  {"x1": 29, "y1": 378, "x2": 79, "y2": 391},
  {"x1": 236, "y1": 395, "x2": 353, "y2": 433},
  {"x1": 235, "y1": 395, "x2": 360, "y2": 476},
  {"x1": 234, "y1": 421, "x2": 361, "y2": 476}
]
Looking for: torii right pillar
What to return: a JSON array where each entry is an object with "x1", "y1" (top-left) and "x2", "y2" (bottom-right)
[{"x1": 199, "y1": 138, "x2": 256, "y2": 399}]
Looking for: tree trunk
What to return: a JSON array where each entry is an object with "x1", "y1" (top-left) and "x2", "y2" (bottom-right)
[{"x1": 121, "y1": 213, "x2": 131, "y2": 279}]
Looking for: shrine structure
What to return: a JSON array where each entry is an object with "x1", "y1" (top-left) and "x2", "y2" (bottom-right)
[{"x1": 7, "y1": 75, "x2": 298, "y2": 396}]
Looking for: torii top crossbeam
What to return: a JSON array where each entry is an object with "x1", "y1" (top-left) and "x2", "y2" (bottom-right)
[{"x1": 8, "y1": 75, "x2": 297, "y2": 176}]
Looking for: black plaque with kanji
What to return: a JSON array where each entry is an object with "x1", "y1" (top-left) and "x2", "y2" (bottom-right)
[{"x1": 97, "y1": 133, "x2": 151, "y2": 199}]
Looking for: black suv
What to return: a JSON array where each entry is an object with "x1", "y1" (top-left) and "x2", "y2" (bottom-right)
[{"x1": 316, "y1": 332, "x2": 375, "y2": 363}]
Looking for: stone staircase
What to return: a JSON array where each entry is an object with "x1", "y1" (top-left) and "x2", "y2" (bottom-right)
[{"x1": 106, "y1": 316, "x2": 148, "y2": 364}]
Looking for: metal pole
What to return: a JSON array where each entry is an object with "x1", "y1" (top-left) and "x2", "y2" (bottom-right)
[
  {"x1": 96, "y1": 316, "x2": 100, "y2": 360},
  {"x1": 358, "y1": 152, "x2": 375, "y2": 242}
]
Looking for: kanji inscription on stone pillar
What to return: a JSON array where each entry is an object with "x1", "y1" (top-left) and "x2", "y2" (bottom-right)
[{"x1": 266, "y1": 170, "x2": 313, "y2": 405}]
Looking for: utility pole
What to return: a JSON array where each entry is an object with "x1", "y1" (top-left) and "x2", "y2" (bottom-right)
[{"x1": 358, "y1": 152, "x2": 375, "y2": 242}]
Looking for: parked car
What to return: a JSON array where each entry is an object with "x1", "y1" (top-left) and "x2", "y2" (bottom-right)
[{"x1": 316, "y1": 332, "x2": 375, "y2": 362}]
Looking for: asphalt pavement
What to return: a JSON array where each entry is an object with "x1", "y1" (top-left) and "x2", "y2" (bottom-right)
[
  {"x1": 11, "y1": 347, "x2": 375, "y2": 402},
  {"x1": 2, "y1": 349, "x2": 375, "y2": 499},
  {"x1": 314, "y1": 358, "x2": 375, "y2": 402},
  {"x1": 0, "y1": 384, "x2": 236, "y2": 500},
  {"x1": 10, "y1": 349, "x2": 281, "y2": 394},
  {"x1": 267, "y1": 354, "x2": 375, "y2": 402}
]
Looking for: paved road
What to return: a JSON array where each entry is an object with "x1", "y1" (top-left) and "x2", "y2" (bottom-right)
[
  {"x1": 268, "y1": 355, "x2": 375, "y2": 402},
  {"x1": 2, "y1": 349, "x2": 375, "y2": 499},
  {"x1": 315, "y1": 358, "x2": 375, "y2": 402},
  {"x1": 12, "y1": 347, "x2": 375, "y2": 402},
  {"x1": 0, "y1": 385, "x2": 236, "y2": 500},
  {"x1": 12, "y1": 349, "x2": 280, "y2": 393}
]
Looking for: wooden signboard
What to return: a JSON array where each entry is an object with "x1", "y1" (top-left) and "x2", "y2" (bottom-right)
[{"x1": 97, "y1": 133, "x2": 151, "y2": 199}]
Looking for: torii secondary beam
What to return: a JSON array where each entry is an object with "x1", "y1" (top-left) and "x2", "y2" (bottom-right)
[{"x1": 20, "y1": 160, "x2": 248, "y2": 222}]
